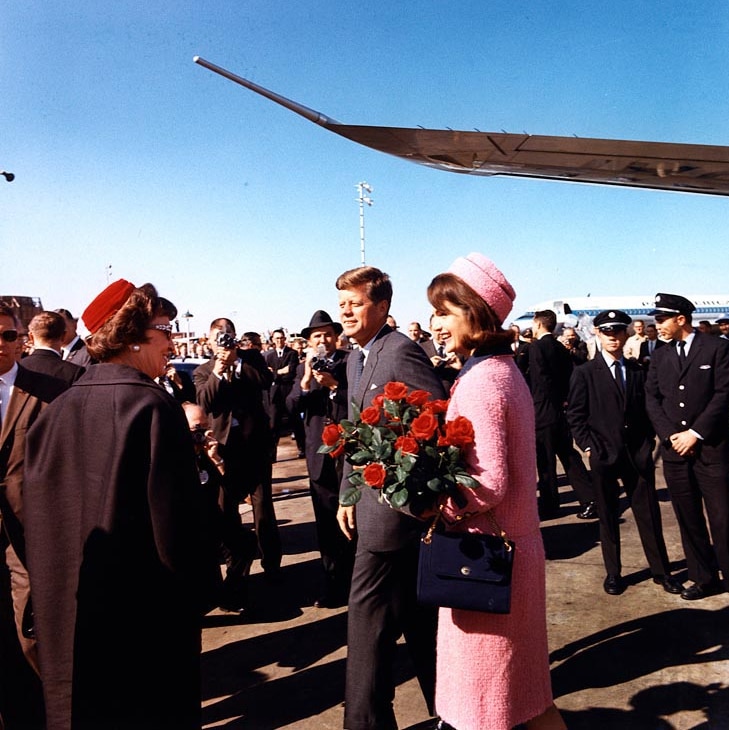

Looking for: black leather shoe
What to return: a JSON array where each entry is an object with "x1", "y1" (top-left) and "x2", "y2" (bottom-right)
[
  {"x1": 603, "y1": 574, "x2": 624, "y2": 595},
  {"x1": 681, "y1": 580, "x2": 723, "y2": 601},
  {"x1": 576, "y1": 502, "x2": 598, "y2": 520},
  {"x1": 653, "y1": 575, "x2": 684, "y2": 594}
]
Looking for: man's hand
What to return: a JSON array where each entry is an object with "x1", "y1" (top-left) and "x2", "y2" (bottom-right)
[
  {"x1": 670, "y1": 431, "x2": 698, "y2": 457},
  {"x1": 337, "y1": 505, "x2": 356, "y2": 541},
  {"x1": 213, "y1": 347, "x2": 237, "y2": 378}
]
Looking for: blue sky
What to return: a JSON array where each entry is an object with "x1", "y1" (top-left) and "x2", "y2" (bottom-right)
[{"x1": 3, "y1": 1, "x2": 728, "y2": 339}]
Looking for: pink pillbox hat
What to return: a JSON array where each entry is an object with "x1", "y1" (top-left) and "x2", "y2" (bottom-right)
[{"x1": 448, "y1": 252, "x2": 516, "y2": 324}]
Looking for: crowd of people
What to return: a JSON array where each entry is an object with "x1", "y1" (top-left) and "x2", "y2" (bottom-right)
[{"x1": 1, "y1": 264, "x2": 728, "y2": 729}]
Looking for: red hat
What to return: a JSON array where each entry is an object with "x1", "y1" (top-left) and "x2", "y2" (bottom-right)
[
  {"x1": 448, "y1": 252, "x2": 516, "y2": 324},
  {"x1": 82, "y1": 279, "x2": 135, "y2": 334}
]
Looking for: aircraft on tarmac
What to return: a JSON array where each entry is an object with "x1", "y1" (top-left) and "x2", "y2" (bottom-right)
[
  {"x1": 193, "y1": 56, "x2": 729, "y2": 197},
  {"x1": 509, "y1": 294, "x2": 729, "y2": 336}
]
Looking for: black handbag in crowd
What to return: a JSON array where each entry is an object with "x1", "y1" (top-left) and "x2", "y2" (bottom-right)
[{"x1": 417, "y1": 510, "x2": 515, "y2": 614}]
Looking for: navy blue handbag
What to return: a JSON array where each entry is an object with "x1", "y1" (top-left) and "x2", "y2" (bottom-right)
[{"x1": 417, "y1": 511, "x2": 514, "y2": 614}]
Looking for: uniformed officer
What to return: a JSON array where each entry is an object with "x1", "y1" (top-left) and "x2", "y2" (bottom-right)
[
  {"x1": 645, "y1": 293, "x2": 729, "y2": 600},
  {"x1": 567, "y1": 309, "x2": 683, "y2": 596}
]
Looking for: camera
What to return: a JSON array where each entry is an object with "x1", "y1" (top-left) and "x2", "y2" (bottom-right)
[
  {"x1": 191, "y1": 426, "x2": 209, "y2": 446},
  {"x1": 311, "y1": 356, "x2": 332, "y2": 373},
  {"x1": 216, "y1": 332, "x2": 239, "y2": 350}
]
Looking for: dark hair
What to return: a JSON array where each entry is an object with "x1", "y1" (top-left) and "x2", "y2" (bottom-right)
[
  {"x1": 0, "y1": 305, "x2": 19, "y2": 329},
  {"x1": 534, "y1": 309, "x2": 557, "y2": 333},
  {"x1": 336, "y1": 266, "x2": 392, "y2": 307},
  {"x1": 427, "y1": 273, "x2": 513, "y2": 351},
  {"x1": 87, "y1": 283, "x2": 176, "y2": 361}
]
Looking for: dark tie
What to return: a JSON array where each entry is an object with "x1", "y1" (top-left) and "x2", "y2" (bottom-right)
[
  {"x1": 613, "y1": 360, "x2": 625, "y2": 391},
  {"x1": 351, "y1": 349, "x2": 365, "y2": 396},
  {"x1": 438, "y1": 345, "x2": 445, "y2": 358},
  {"x1": 678, "y1": 340, "x2": 686, "y2": 367}
]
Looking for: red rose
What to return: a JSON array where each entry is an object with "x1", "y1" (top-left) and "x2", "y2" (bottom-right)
[
  {"x1": 443, "y1": 416, "x2": 475, "y2": 447},
  {"x1": 395, "y1": 435, "x2": 419, "y2": 455},
  {"x1": 406, "y1": 389, "x2": 431, "y2": 407},
  {"x1": 322, "y1": 423, "x2": 342, "y2": 446},
  {"x1": 360, "y1": 406, "x2": 381, "y2": 425},
  {"x1": 410, "y1": 411, "x2": 439, "y2": 441},
  {"x1": 383, "y1": 381, "x2": 409, "y2": 401},
  {"x1": 372, "y1": 393, "x2": 385, "y2": 409},
  {"x1": 363, "y1": 462, "x2": 387, "y2": 488},
  {"x1": 330, "y1": 442, "x2": 345, "y2": 459},
  {"x1": 424, "y1": 399, "x2": 449, "y2": 415}
]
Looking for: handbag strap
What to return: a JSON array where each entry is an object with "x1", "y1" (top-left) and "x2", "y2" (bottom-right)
[{"x1": 422, "y1": 506, "x2": 513, "y2": 552}]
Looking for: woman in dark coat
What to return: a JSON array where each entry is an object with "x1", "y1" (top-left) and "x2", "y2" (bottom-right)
[{"x1": 24, "y1": 280, "x2": 220, "y2": 730}]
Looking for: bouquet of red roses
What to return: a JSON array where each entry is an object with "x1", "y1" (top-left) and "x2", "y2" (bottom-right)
[{"x1": 318, "y1": 380, "x2": 478, "y2": 510}]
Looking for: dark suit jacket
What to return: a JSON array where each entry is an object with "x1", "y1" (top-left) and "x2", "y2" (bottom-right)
[
  {"x1": 264, "y1": 346, "x2": 299, "y2": 406},
  {"x1": 524, "y1": 334, "x2": 574, "y2": 429},
  {"x1": 341, "y1": 326, "x2": 448, "y2": 551},
  {"x1": 193, "y1": 350, "x2": 273, "y2": 447},
  {"x1": 64, "y1": 336, "x2": 93, "y2": 368},
  {"x1": 287, "y1": 350, "x2": 349, "y2": 482},
  {"x1": 20, "y1": 349, "x2": 85, "y2": 400},
  {"x1": 645, "y1": 332, "x2": 729, "y2": 464},
  {"x1": 567, "y1": 355, "x2": 654, "y2": 469},
  {"x1": 638, "y1": 337, "x2": 666, "y2": 370}
]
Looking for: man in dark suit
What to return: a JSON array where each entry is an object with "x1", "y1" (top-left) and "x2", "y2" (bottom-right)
[
  {"x1": 524, "y1": 309, "x2": 595, "y2": 520},
  {"x1": 638, "y1": 323, "x2": 666, "y2": 370},
  {"x1": 264, "y1": 328, "x2": 305, "y2": 459},
  {"x1": 55, "y1": 307, "x2": 94, "y2": 367},
  {"x1": 567, "y1": 310, "x2": 683, "y2": 597},
  {"x1": 645, "y1": 293, "x2": 729, "y2": 600},
  {"x1": 287, "y1": 310, "x2": 354, "y2": 608},
  {"x1": 335, "y1": 266, "x2": 447, "y2": 730},
  {"x1": 194, "y1": 318, "x2": 282, "y2": 589},
  {"x1": 0, "y1": 307, "x2": 82, "y2": 729},
  {"x1": 23, "y1": 311, "x2": 85, "y2": 395}
]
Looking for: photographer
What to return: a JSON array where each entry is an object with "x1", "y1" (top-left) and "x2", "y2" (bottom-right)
[
  {"x1": 193, "y1": 318, "x2": 282, "y2": 581},
  {"x1": 287, "y1": 310, "x2": 354, "y2": 608}
]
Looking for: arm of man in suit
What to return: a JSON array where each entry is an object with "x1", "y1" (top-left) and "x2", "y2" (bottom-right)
[{"x1": 565, "y1": 366, "x2": 592, "y2": 452}]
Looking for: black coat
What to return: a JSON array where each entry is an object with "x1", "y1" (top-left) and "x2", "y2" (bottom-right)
[
  {"x1": 287, "y1": 349, "x2": 349, "y2": 481},
  {"x1": 524, "y1": 334, "x2": 574, "y2": 429},
  {"x1": 24, "y1": 364, "x2": 220, "y2": 730}
]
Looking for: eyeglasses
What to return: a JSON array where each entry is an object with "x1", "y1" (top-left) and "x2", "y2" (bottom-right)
[
  {"x1": 147, "y1": 324, "x2": 173, "y2": 340},
  {"x1": 0, "y1": 330, "x2": 18, "y2": 343}
]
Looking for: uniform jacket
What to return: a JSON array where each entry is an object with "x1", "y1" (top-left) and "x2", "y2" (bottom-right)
[
  {"x1": 341, "y1": 326, "x2": 448, "y2": 551},
  {"x1": 524, "y1": 334, "x2": 574, "y2": 429},
  {"x1": 287, "y1": 349, "x2": 349, "y2": 482},
  {"x1": 645, "y1": 332, "x2": 729, "y2": 463},
  {"x1": 566, "y1": 354, "x2": 655, "y2": 469},
  {"x1": 23, "y1": 363, "x2": 220, "y2": 730}
]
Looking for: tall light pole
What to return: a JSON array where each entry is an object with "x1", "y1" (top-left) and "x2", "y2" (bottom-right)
[
  {"x1": 183, "y1": 310, "x2": 194, "y2": 347},
  {"x1": 356, "y1": 181, "x2": 373, "y2": 265}
]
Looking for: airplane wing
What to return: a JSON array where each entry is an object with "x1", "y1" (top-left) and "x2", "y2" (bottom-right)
[{"x1": 193, "y1": 56, "x2": 729, "y2": 197}]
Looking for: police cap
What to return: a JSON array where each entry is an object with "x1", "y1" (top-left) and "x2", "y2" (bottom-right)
[
  {"x1": 648, "y1": 293, "x2": 696, "y2": 317},
  {"x1": 593, "y1": 310, "x2": 632, "y2": 330}
]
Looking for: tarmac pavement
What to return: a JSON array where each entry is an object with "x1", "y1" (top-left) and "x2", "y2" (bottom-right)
[{"x1": 201, "y1": 438, "x2": 729, "y2": 730}]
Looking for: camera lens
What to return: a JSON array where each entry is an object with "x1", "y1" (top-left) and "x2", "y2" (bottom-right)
[{"x1": 191, "y1": 427, "x2": 208, "y2": 445}]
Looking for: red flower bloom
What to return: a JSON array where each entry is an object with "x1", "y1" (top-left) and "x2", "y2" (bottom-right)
[
  {"x1": 406, "y1": 389, "x2": 431, "y2": 407},
  {"x1": 383, "y1": 381, "x2": 408, "y2": 401},
  {"x1": 360, "y1": 406, "x2": 381, "y2": 426},
  {"x1": 395, "y1": 435, "x2": 419, "y2": 455},
  {"x1": 330, "y1": 442, "x2": 345, "y2": 458},
  {"x1": 410, "y1": 411, "x2": 439, "y2": 441},
  {"x1": 442, "y1": 416, "x2": 475, "y2": 448},
  {"x1": 423, "y1": 399, "x2": 449, "y2": 415},
  {"x1": 372, "y1": 393, "x2": 385, "y2": 409},
  {"x1": 363, "y1": 462, "x2": 387, "y2": 488},
  {"x1": 322, "y1": 423, "x2": 343, "y2": 446}
]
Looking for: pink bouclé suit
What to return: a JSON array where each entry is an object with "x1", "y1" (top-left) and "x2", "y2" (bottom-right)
[{"x1": 436, "y1": 353, "x2": 554, "y2": 730}]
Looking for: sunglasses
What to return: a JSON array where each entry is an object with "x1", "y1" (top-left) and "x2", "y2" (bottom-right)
[
  {"x1": 147, "y1": 324, "x2": 173, "y2": 340},
  {"x1": 0, "y1": 330, "x2": 19, "y2": 343}
]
